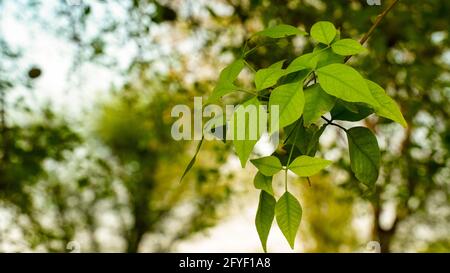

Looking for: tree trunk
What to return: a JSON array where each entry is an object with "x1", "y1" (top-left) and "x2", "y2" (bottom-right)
[{"x1": 372, "y1": 202, "x2": 397, "y2": 253}]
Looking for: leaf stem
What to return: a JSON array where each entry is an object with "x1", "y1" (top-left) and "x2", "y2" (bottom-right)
[
  {"x1": 236, "y1": 88, "x2": 269, "y2": 99},
  {"x1": 285, "y1": 120, "x2": 300, "y2": 191},
  {"x1": 321, "y1": 116, "x2": 348, "y2": 132},
  {"x1": 243, "y1": 59, "x2": 256, "y2": 73}
]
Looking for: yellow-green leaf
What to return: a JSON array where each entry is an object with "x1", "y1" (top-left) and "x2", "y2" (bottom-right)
[
  {"x1": 251, "y1": 156, "x2": 283, "y2": 176},
  {"x1": 310, "y1": 21, "x2": 336, "y2": 45},
  {"x1": 331, "y1": 39, "x2": 367, "y2": 56},
  {"x1": 366, "y1": 80, "x2": 407, "y2": 128},
  {"x1": 208, "y1": 59, "x2": 245, "y2": 103},
  {"x1": 269, "y1": 82, "x2": 305, "y2": 129},
  {"x1": 316, "y1": 64, "x2": 379, "y2": 108},
  {"x1": 232, "y1": 97, "x2": 264, "y2": 167},
  {"x1": 288, "y1": 155, "x2": 331, "y2": 177},
  {"x1": 275, "y1": 192, "x2": 302, "y2": 249}
]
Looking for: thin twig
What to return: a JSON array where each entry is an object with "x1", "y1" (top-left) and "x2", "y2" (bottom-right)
[
  {"x1": 321, "y1": 116, "x2": 348, "y2": 132},
  {"x1": 345, "y1": 0, "x2": 400, "y2": 62}
]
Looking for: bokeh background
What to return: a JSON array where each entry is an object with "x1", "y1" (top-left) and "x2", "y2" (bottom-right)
[{"x1": 0, "y1": 0, "x2": 449, "y2": 252}]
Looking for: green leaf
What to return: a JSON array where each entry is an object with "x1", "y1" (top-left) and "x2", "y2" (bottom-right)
[
  {"x1": 251, "y1": 156, "x2": 283, "y2": 176},
  {"x1": 254, "y1": 67, "x2": 287, "y2": 91},
  {"x1": 285, "y1": 120, "x2": 326, "y2": 156},
  {"x1": 180, "y1": 136, "x2": 204, "y2": 182},
  {"x1": 256, "y1": 24, "x2": 307, "y2": 38},
  {"x1": 346, "y1": 127, "x2": 381, "y2": 186},
  {"x1": 331, "y1": 100, "x2": 374, "y2": 122},
  {"x1": 275, "y1": 192, "x2": 302, "y2": 249},
  {"x1": 255, "y1": 191, "x2": 276, "y2": 252},
  {"x1": 232, "y1": 97, "x2": 264, "y2": 167},
  {"x1": 331, "y1": 39, "x2": 367, "y2": 56},
  {"x1": 288, "y1": 155, "x2": 331, "y2": 177},
  {"x1": 269, "y1": 82, "x2": 305, "y2": 129},
  {"x1": 208, "y1": 59, "x2": 245, "y2": 103},
  {"x1": 269, "y1": 59, "x2": 286, "y2": 69},
  {"x1": 310, "y1": 21, "x2": 336, "y2": 45},
  {"x1": 303, "y1": 84, "x2": 336, "y2": 126},
  {"x1": 286, "y1": 53, "x2": 319, "y2": 72},
  {"x1": 316, "y1": 64, "x2": 379, "y2": 107},
  {"x1": 366, "y1": 80, "x2": 407, "y2": 127},
  {"x1": 254, "y1": 172, "x2": 274, "y2": 196},
  {"x1": 314, "y1": 46, "x2": 344, "y2": 68}
]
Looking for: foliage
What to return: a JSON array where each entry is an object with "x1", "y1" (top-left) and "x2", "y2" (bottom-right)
[{"x1": 188, "y1": 20, "x2": 406, "y2": 251}]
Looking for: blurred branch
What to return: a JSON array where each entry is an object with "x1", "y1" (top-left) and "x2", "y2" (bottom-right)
[
  {"x1": 345, "y1": 0, "x2": 400, "y2": 62},
  {"x1": 0, "y1": 88, "x2": 7, "y2": 163}
]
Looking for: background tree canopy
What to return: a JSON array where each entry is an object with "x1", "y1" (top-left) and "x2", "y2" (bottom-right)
[{"x1": 0, "y1": 0, "x2": 448, "y2": 252}]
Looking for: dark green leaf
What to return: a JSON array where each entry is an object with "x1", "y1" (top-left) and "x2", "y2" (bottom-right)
[
  {"x1": 254, "y1": 172, "x2": 274, "y2": 196},
  {"x1": 255, "y1": 191, "x2": 276, "y2": 252},
  {"x1": 303, "y1": 84, "x2": 336, "y2": 126},
  {"x1": 331, "y1": 100, "x2": 374, "y2": 121},
  {"x1": 180, "y1": 136, "x2": 204, "y2": 182},
  {"x1": 256, "y1": 24, "x2": 307, "y2": 38},
  {"x1": 346, "y1": 127, "x2": 381, "y2": 186}
]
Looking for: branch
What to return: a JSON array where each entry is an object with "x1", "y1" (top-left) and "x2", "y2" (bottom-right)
[{"x1": 345, "y1": 0, "x2": 400, "y2": 62}]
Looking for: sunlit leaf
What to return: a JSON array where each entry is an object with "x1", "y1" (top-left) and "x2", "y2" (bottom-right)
[
  {"x1": 288, "y1": 155, "x2": 331, "y2": 177},
  {"x1": 286, "y1": 53, "x2": 319, "y2": 72},
  {"x1": 366, "y1": 80, "x2": 407, "y2": 127},
  {"x1": 275, "y1": 192, "x2": 302, "y2": 249},
  {"x1": 232, "y1": 97, "x2": 264, "y2": 167},
  {"x1": 208, "y1": 59, "x2": 245, "y2": 102},
  {"x1": 316, "y1": 64, "x2": 379, "y2": 108},
  {"x1": 331, "y1": 39, "x2": 367, "y2": 56},
  {"x1": 254, "y1": 67, "x2": 288, "y2": 91},
  {"x1": 269, "y1": 82, "x2": 304, "y2": 129},
  {"x1": 310, "y1": 21, "x2": 336, "y2": 45},
  {"x1": 251, "y1": 156, "x2": 283, "y2": 176}
]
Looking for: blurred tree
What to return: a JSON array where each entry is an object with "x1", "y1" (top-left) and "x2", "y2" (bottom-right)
[
  {"x1": 1, "y1": 0, "x2": 448, "y2": 252},
  {"x1": 0, "y1": 0, "x2": 234, "y2": 252},
  {"x1": 94, "y1": 75, "x2": 233, "y2": 252},
  {"x1": 299, "y1": 177, "x2": 360, "y2": 252}
]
